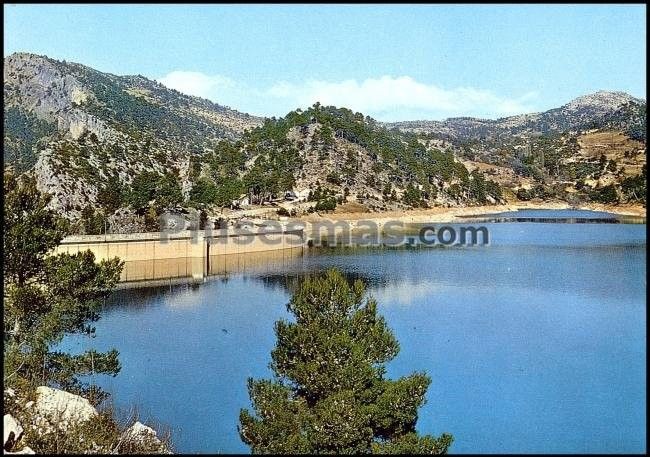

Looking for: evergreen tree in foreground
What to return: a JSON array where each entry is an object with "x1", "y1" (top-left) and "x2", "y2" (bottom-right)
[
  {"x1": 3, "y1": 169, "x2": 123, "y2": 403},
  {"x1": 239, "y1": 269, "x2": 453, "y2": 454}
]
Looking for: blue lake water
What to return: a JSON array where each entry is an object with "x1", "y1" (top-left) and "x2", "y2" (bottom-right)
[{"x1": 63, "y1": 215, "x2": 647, "y2": 454}]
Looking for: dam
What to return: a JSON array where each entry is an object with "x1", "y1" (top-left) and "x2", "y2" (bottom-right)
[{"x1": 53, "y1": 227, "x2": 305, "y2": 287}]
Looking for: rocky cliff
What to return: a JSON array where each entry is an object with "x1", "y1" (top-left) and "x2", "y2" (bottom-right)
[{"x1": 4, "y1": 52, "x2": 263, "y2": 218}]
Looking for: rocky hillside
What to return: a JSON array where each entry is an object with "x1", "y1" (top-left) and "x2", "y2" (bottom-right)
[
  {"x1": 224, "y1": 105, "x2": 504, "y2": 214},
  {"x1": 3, "y1": 53, "x2": 646, "y2": 229},
  {"x1": 386, "y1": 91, "x2": 646, "y2": 207},
  {"x1": 4, "y1": 52, "x2": 263, "y2": 218},
  {"x1": 387, "y1": 91, "x2": 646, "y2": 142}
]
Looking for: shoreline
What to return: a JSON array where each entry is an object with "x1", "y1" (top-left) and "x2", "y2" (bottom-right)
[{"x1": 297, "y1": 202, "x2": 646, "y2": 231}]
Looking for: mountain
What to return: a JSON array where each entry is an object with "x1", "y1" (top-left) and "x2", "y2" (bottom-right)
[
  {"x1": 4, "y1": 52, "x2": 263, "y2": 217},
  {"x1": 3, "y1": 53, "x2": 646, "y2": 229},
  {"x1": 386, "y1": 90, "x2": 646, "y2": 142}
]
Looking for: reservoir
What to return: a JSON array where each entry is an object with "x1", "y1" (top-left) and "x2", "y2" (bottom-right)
[{"x1": 61, "y1": 210, "x2": 647, "y2": 453}]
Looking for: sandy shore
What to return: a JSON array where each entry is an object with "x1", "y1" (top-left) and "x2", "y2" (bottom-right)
[{"x1": 297, "y1": 201, "x2": 645, "y2": 232}]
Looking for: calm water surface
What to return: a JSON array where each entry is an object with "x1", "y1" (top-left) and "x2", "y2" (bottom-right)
[{"x1": 63, "y1": 214, "x2": 646, "y2": 454}]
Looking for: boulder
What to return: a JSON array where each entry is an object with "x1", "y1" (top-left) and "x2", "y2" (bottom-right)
[
  {"x1": 120, "y1": 421, "x2": 171, "y2": 454},
  {"x1": 3, "y1": 414, "x2": 24, "y2": 451},
  {"x1": 33, "y1": 386, "x2": 98, "y2": 429}
]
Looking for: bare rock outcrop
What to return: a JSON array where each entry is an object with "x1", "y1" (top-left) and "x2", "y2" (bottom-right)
[
  {"x1": 3, "y1": 412, "x2": 34, "y2": 454},
  {"x1": 4, "y1": 386, "x2": 173, "y2": 454},
  {"x1": 32, "y1": 386, "x2": 98, "y2": 430},
  {"x1": 119, "y1": 421, "x2": 172, "y2": 454},
  {"x1": 4, "y1": 414, "x2": 24, "y2": 452}
]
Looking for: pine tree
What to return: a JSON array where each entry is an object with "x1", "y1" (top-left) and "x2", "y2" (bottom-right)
[
  {"x1": 3, "y1": 169, "x2": 123, "y2": 402},
  {"x1": 239, "y1": 269, "x2": 452, "y2": 454}
]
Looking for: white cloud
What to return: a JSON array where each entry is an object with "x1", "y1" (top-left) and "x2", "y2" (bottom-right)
[
  {"x1": 158, "y1": 71, "x2": 236, "y2": 99},
  {"x1": 157, "y1": 71, "x2": 538, "y2": 121}
]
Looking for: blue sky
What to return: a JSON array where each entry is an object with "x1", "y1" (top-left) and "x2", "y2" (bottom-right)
[{"x1": 4, "y1": 4, "x2": 646, "y2": 121}]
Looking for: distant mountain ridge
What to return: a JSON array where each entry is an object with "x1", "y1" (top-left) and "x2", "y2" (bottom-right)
[
  {"x1": 386, "y1": 90, "x2": 646, "y2": 142},
  {"x1": 3, "y1": 52, "x2": 646, "y2": 223}
]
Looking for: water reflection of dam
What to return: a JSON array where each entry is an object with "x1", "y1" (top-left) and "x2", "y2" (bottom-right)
[{"x1": 117, "y1": 247, "x2": 305, "y2": 289}]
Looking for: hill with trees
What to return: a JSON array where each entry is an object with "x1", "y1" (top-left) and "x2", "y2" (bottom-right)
[{"x1": 4, "y1": 53, "x2": 646, "y2": 232}]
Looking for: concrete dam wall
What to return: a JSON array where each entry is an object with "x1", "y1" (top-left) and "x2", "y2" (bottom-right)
[{"x1": 54, "y1": 228, "x2": 305, "y2": 285}]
